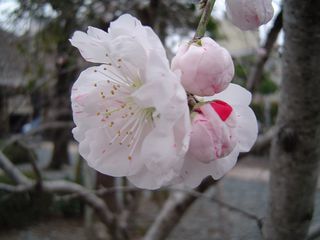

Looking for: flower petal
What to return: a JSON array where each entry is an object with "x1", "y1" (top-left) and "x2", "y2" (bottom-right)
[
  {"x1": 234, "y1": 105, "x2": 258, "y2": 152},
  {"x1": 178, "y1": 146, "x2": 240, "y2": 188},
  {"x1": 199, "y1": 83, "x2": 252, "y2": 106},
  {"x1": 70, "y1": 30, "x2": 110, "y2": 63}
]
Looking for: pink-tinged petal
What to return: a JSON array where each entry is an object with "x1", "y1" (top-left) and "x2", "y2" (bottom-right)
[
  {"x1": 171, "y1": 37, "x2": 234, "y2": 96},
  {"x1": 177, "y1": 83, "x2": 258, "y2": 187},
  {"x1": 226, "y1": 0, "x2": 274, "y2": 31},
  {"x1": 188, "y1": 103, "x2": 237, "y2": 164}
]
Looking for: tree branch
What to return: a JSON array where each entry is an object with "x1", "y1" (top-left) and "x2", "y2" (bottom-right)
[
  {"x1": 0, "y1": 151, "x2": 128, "y2": 240},
  {"x1": 144, "y1": 178, "x2": 215, "y2": 240},
  {"x1": 246, "y1": 10, "x2": 283, "y2": 92},
  {"x1": 0, "y1": 151, "x2": 32, "y2": 185},
  {"x1": 1, "y1": 121, "x2": 74, "y2": 150}
]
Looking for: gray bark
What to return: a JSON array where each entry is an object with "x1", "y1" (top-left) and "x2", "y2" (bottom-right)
[{"x1": 263, "y1": 1, "x2": 320, "y2": 240}]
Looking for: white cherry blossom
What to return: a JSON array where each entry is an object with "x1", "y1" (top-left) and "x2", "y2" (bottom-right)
[{"x1": 70, "y1": 14, "x2": 191, "y2": 189}]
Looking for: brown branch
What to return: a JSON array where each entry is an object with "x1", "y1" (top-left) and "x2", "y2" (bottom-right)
[
  {"x1": 0, "y1": 151, "x2": 32, "y2": 185},
  {"x1": 246, "y1": 10, "x2": 283, "y2": 92},
  {"x1": 17, "y1": 140, "x2": 43, "y2": 189},
  {"x1": 144, "y1": 178, "x2": 215, "y2": 240},
  {"x1": 0, "y1": 180, "x2": 128, "y2": 239},
  {"x1": 0, "y1": 151, "x2": 128, "y2": 240},
  {"x1": 1, "y1": 121, "x2": 74, "y2": 150}
]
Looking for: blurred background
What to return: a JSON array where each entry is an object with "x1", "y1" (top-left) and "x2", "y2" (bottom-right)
[{"x1": 0, "y1": 0, "x2": 319, "y2": 240}]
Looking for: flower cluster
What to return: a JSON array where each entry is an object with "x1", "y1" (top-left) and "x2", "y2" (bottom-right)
[{"x1": 70, "y1": 9, "x2": 266, "y2": 189}]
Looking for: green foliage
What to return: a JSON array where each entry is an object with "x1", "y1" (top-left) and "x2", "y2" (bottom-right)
[
  {"x1": 51, "y1": 198, "x2": 83, "y2": 218},
  {"x1": 233, "y1": 63, "x2": 247, "y2": 87},
  {"x1": 206, "y1": 17, "x2": 222, "y2": 39},
  {"x1": 251, "y1": 101, "x2": 279, "y2": 126},
  {"x1": 251, "y1": 102, "x2": 264, "y2": 123},
  {"x1": 258, "y1": 73, "x2": 278, "y2": 95},
  {"x1": 233, "y1": 55, "x2": 255, "y2": 86}
]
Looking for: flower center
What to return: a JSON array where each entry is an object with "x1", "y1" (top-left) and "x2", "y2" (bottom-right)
[{"x1": 92, "y1": 62, "x2": 156, "y2": 161}]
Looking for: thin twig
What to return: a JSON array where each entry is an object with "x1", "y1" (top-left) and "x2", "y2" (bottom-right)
[
  {"x1": 194, "y1": 0, "x2": 216, "y2": 40},
  {"x1": 18, "y1": 140, "x2": 43, "y2": 189},
  {"x1": 1, "y1": 121, "x2": 74, "y2": 150},
  {"x1": 246, "y1": 10, "x2": 283, "y2": 91}
]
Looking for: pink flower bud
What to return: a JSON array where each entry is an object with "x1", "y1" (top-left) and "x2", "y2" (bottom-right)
[
  {"x1": 188, "y1": 100, "x2": 237, "y2": 163},
  {"x1": 226, "y1": 0, "x2": 274, "y2": 31},
  {"x1": 171, "y1": 37, "x2": 234, "y2": 96}
]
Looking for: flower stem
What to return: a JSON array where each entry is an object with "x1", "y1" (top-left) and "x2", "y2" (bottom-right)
[
  {"x1": 188, "y1": 0, "x2": 216, "y2": 109},
  {"x1": 193, "y1": 0, "x2": 216, "y2": 40}
]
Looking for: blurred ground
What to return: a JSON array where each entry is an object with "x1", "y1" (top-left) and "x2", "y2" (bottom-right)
[{"x1": 0, "y1": 143, "x2": 320, "y2": 240}]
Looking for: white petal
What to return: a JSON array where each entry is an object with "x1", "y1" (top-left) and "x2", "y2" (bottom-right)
[
  {"x1": 70, "y1": 30, "x2": 109, "y2": 63},
  {"x1": 84, "y1": 128, "x2": 144, "y2": 177},
  {"x1": 179, "y1": 146, "x2": 240, "y2": 188},
  {"x1": 128, "y1": 165, "x2": 178, "y2": 190},
  {"x1": 109, "y1": 14, "x2": 167, "y2": 61},
  {"x1": 87, "y1": 26, "x2": 109, "y2": 40},
  {"x1": 109, "y1": 14, "x2": 143, "y2": 36},
  {"x1": 131, "y1": 51, "x2": 178, "y2": 110},
  {"x1": 199, "y1": 83, "x2": 252, "y2": 106},
  {"x1": 234, "y1": 105, "x2": 258, "y2": 152},
  {"x1": 109, "y1": 35, "x2": 147, "y2": 78},
  {"x1": 144, "y1": 26, "x2": 168, "y2": 60}
]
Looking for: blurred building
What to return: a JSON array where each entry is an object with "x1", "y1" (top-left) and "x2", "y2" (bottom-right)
[
  {"x1": 0, "y1": 29, "x2": 32, "y2": 135},
  {"x1": 217, "y1": 19, "x2": 260, "y2": 57}
]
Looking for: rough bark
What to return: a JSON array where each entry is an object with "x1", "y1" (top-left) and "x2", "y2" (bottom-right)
[{"x1": 263, "y1": 1, "x2": 320, "y2": 240}]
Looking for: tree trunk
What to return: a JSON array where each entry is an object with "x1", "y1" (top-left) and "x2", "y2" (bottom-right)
[
  {"x1": 0, "y1": 88, "x2": 9, "y2": 138},
  {"x1": 49, "y1": 18, "x2": 77, "y2": 169},
  {"x1": 263, "y1": 1, "x2": 320, "y2": 240}
]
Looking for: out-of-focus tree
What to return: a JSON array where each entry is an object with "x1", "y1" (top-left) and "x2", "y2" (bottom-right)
[{"x1": 263, "y1": 1, "x2": 320, "y2": 239}]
